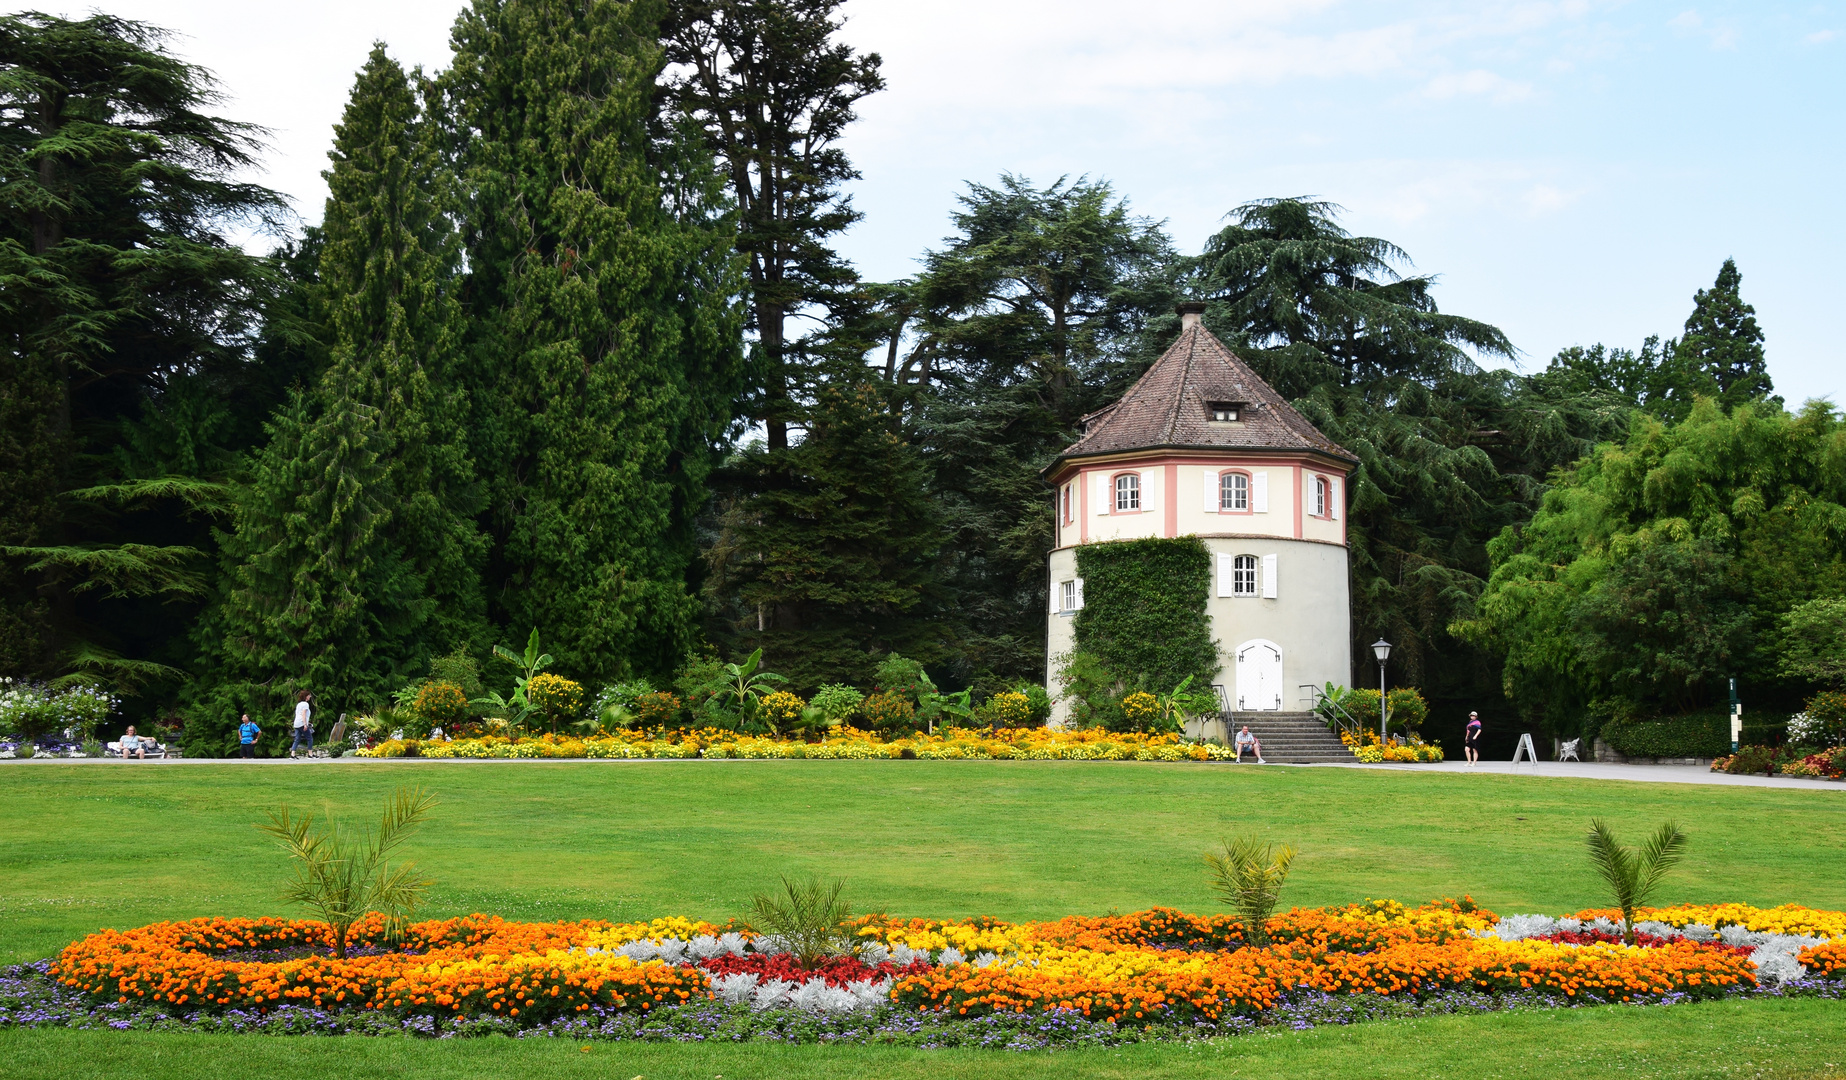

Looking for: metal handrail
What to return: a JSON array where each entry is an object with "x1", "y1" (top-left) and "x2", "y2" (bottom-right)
[{"x1": 1303, "y1": 684, "x2": 1360, "y2": 741}]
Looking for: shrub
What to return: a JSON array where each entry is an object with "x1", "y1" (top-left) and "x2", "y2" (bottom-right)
[
  {"x1": 1119, "y1": 691, "x2": 1160, "y2": 731},
  {"x1": 860, "y1": 691, "x2": 915, "y2": 732},
  {"x1": 1056, "y1": 650, "x2": 1124, "y2": 729},
  {"x1": 746, "y1": 876, "x2": 854, "y2": 969},
  {"x1": 1794, "y1": 693, "x2": 1846, "y2": 745},
  {"x1": 412, "y1": 681, "x2": 470, "y2": 727},
  {"x1": 629, "y1": 690, "x2": 682, "y2": 728},
  {"x1": 759, "y1": 690, "x2": 806, "y2": 733},
  {"x1": 1602, "y1": 711, "x2": 1730, "y2": 758},
  {"x1": 980, "y1": 691, "x2": 1034, "y2": 728},
  {"x1": 873, "y1": 654, "x2": 934, "y2": 704},
  {"x1": 1341, "y1": 687, "x2": 1428, "y2": 734},
  {"x1": 525, "y1": 673, "x2": 584, "y2": 729},
  {"x1": 257, "y1": 786, "x2": 437, "y2": 958},
  {"x1": 1721, "y1": 745, "x2": 1795, "y2": 775},
  {"x1": 810, "y1": 684, "x2": 864, "y2": 725},
  {"x1": 1014, "y1": 684, "x2": 1053, "y2": 725},
  {"x1": 0, "y1": 678, "x2": 116, "y2": 738},
  {"x1": 428, "y1": 646, "x2": 483, "y2": 699},
  {"x1": 1074, "y1": 536, "x2": 1218, "y2": 699}
]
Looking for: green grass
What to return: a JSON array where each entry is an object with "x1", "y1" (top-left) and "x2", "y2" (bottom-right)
[
  {"x1": 3, "y1": 999, "x2": 1842, "y2": 1080},
  {"x1": 3, "y1": 760, "x2": 1843, "y2": 1077}
]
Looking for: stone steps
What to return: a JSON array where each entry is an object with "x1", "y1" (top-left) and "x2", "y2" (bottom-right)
[{"x1": 1213, "y1": 711, "x2": 1358, "y2": 763}]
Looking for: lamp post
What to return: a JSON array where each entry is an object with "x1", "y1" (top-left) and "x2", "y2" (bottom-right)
[{"x1": 1371, "y1": 639, "x2": 1393, "y2": 741}]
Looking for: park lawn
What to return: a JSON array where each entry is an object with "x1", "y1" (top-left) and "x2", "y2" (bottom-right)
[
  {"x1": 2, "y1": 760, "x2": 1843, "y2": 1079},
  {"x1": 3, "y1": 760, "x2": 1846, "y2": 963},
  {"x1": 2, "y1": 998, "x2": 1842, "y2": 1080}
]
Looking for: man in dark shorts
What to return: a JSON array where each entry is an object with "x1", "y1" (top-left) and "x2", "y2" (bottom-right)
[{"x1": 239, "y1": 713, "x2": 261, "y2": 758}]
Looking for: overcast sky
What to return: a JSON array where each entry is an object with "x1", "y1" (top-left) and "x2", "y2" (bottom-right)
[{"x1": 62, "y1": 0, "x2": 1846, "y2": 404}]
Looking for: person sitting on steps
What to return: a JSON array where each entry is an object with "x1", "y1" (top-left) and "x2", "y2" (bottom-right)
[{"x1": 1234, "y1": 725, "x2": 1265, "y2": 764}]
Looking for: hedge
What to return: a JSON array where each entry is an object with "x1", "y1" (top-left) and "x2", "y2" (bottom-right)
[{"x1": 1602, "y1": 710, "x2": 1731, "y2": 758}]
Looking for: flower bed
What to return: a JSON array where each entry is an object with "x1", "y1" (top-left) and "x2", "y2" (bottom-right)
[
  {"x1": 42, "y1": 899, "x2": 1845, "y2": 1043},
  {"x1": 357, "y1": 727, "x2": 1248, "y2": 762}
]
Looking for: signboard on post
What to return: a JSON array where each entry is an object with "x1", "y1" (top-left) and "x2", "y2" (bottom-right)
[{"x1": 1729, "y1": 677, "x2": 1743, "y2": 752}]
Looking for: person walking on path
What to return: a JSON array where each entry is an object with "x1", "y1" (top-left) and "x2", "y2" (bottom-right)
[
  {"x1": 289, "y1": 691, "x2": 314, "y2": 758},
  {"x1": 1234, "y1": 724, "x2": 1266, "y2": 764},
  {"x1": 1464, "y1": 712, "x2": 1483, "y2": 766},
  {"x1": 238, "y1": 713, "x2": 261, "y2": 758}
]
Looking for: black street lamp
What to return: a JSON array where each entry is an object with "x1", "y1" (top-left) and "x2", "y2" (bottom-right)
[{"x1": 1371, "y1": 639, "x2": 1393, "y2": 740}]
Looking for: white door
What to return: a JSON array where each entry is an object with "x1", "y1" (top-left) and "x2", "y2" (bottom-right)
[{"x1": 1235, "y1": 640, "x2": 1283, "y2": 711}]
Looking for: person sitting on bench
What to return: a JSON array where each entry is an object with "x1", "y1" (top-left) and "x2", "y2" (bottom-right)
[
  {"x1": 119, "y1": 726, "x2": 149, "y2": 760},
  {"x1": 1233, "y1": 725, "x2": 1265, "y2": 764}
]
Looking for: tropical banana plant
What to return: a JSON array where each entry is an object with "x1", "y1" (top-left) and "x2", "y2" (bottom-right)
[
  {"x1": 1204, "y1": 836, "x2": 1298, "y2": 947},
  {"x1": 256, "y1": 786, "x2": 437, "y2": 958},
  {"x1": 717, "y1": 648, "x2": 787, "y2": 728},
  {"x1": 1585, "y1": 819, "x2": 1688, "y2": 944},
  {"x1": 473, "y1": 628, "x2": 553, "y2": 730},
  {"x1": 1155, "y1": 675, "x2": 1211, "y2": 730}
]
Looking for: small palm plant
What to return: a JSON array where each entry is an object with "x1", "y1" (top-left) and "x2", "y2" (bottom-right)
[
  {"x1": 749, "y1": 875, "x2": 854, "y2": 969},
  {"x1": 1204, "y1": 836, "x2": 1298, "y2": 947},
  {"x1": 257, "y1": 786, "x2": 438, "y2": 958},
  {"x1": 1585, "y1": 818, "x2": 1688, "y2": 945}
]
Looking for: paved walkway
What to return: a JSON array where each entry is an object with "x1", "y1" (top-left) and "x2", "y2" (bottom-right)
[
  {"x1": 5, "y1": 755, "x2": 1843, "y2": 790},
  {"x1": 1305, "y1": 758, "x2": 1846, "y2": 791}
]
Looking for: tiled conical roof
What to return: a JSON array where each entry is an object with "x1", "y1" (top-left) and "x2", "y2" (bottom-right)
[{"x1": 1054, "y1": 323, "x2": 1354, "y2": 465}]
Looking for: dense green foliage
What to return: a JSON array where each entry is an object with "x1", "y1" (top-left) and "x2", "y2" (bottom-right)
[
  {"x1": 1073, "y1": 537, "x2": 1217, "y2": 697},
  {"x1": 1460, "y1": 401, "x2": 1846, "y2": 735},
  {"x1": 1599, "y1": 711, "x2": 1731, "y2": 759},
  {"x1": 447, "y1": 0, "x2": 742, "y2": 688},
  {"x1": 0, "y1": 13, "x2": 290, "y2": 692}
]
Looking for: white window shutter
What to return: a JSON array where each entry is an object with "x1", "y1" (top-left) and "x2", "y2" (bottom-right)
[
  {"x1": 1095, "y1": 473, "x2": 1110, "y2": 515},
  {"x1": 1142, "y1": 470, "x2": 1156, "y2": 512},
  {"x1": 1204, "y1": 471, "x2": 1217, "y2": 513},
  {"x1": 1216, "y1": 553, "x2": 1234, "y2": 597},
  {"x1": 1252, "y1": 470, "x2": 1269, "y2": 513},
  {"x1": 1330, "y1": 477, "x2": 1340, "y2": 521},
  {"x1": 1051, "y1": 580, "x2": 1060, "y2": 613},
  {"x1": 1074, "y1": 578, "x2": 1085, "y2": 609},
  {"x1": 1262, "y1": 553, "x2": 1278, "y2": 599}
]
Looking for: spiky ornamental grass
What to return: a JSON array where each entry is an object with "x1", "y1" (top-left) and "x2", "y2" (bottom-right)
[
  {"x1": 1204, "y1": 837, "x2": 1297, "y2": 947},
  {"x1": 256, "y1": 786, "x2": 437, "y2": 958},
  {"x1": 749, "y1": 876, "x2": 855, "y2": 969},
  {"x1": 1585, "y1": 818, "x2": 1688, "y2": 945}
]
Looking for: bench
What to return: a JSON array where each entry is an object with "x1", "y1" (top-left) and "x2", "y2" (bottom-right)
[{"x1": 106, "y1": 740, "x2": 169, "y2": 759}]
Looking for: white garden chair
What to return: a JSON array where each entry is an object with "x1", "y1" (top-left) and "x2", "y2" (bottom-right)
[{"x1": 1558, "y1": 738, "x2": 1581, "y2": 762}]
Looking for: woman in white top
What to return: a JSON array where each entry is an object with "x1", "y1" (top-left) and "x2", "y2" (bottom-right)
[
  {"x1": 289, "y1": 691, "x2": 314, "y2": 758},
  {"x1": 119, "y1": 725, "x2": 147, "y2": 760}
]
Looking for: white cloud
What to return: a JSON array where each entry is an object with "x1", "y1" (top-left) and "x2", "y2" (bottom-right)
[
  {"x1": 1423, "y1": 69, "x2": 1536, "y2": 102},
  {"x1": 1806, "y1": 29, "x2": 1837, "y2": 44}
]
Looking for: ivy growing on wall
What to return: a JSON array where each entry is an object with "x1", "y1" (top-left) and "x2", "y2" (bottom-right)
[{"x1": 1074, "y1": 537, "x2": 1220, "y2": 695}]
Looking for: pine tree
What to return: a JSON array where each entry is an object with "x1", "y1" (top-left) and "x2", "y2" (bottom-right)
[
  {"x1": 193, "y1": 382, "x2": 414, "y2": 749},
  {"x1": 705, "y1": 375, "x2": 948, "y2": 690},
  {"x1": 1673, "y1": 258, "x2": 1773, "y2": 414},
  {"x1": 315, "y1": 45, "x2": 487, "y2": 659},
  {"x1": 0, "y1": 13, "x2": 286, "y2": 684},
  {"x1": 446, "y1": 0, "x2": 743, "y2": 685}
]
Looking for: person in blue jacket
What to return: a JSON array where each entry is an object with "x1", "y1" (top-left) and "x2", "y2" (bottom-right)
[{"x1": 238, "y1": 713, "x2": 261, "y2": 758}]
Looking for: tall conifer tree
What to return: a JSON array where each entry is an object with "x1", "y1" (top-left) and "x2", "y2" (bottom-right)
[
  {"x1": 315, "y1": 46, "x2": 486, "y2": 656},
  {"x1": 1673, "y1": 258, "x2": 1773, "y2": 413},
  {"x1": 446, "y1": 0, "x2": 743, "y2": 684}
]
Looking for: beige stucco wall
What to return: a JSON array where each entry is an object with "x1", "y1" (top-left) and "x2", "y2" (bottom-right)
[{"x1": 1045, "y1": 535, "x2": 1351, "y2": 725}]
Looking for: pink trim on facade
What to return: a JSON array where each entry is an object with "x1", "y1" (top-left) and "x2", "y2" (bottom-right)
[
  {"x1": 1164, "y1": 463, "x2": 1179, "y2": 536},
  {"x1": 1048, "y1": 451, "x2": 1351, "y2": 488},
  {"x1": 1079, "y1": 472, "x2": 1089, "y2": 544},
  {"x1": 1292, "y1": 465, "x2": 1303, "y2": 539}
]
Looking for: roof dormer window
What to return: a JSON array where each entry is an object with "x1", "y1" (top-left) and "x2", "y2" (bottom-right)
[{"x1": 1207, "y1": 401, "x2": 1242, "y2": 423}]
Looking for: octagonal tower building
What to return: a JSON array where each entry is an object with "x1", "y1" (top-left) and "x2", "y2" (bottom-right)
[{"x1": 1044, "y1": 302, "x2": 1356, "y2": 724}]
